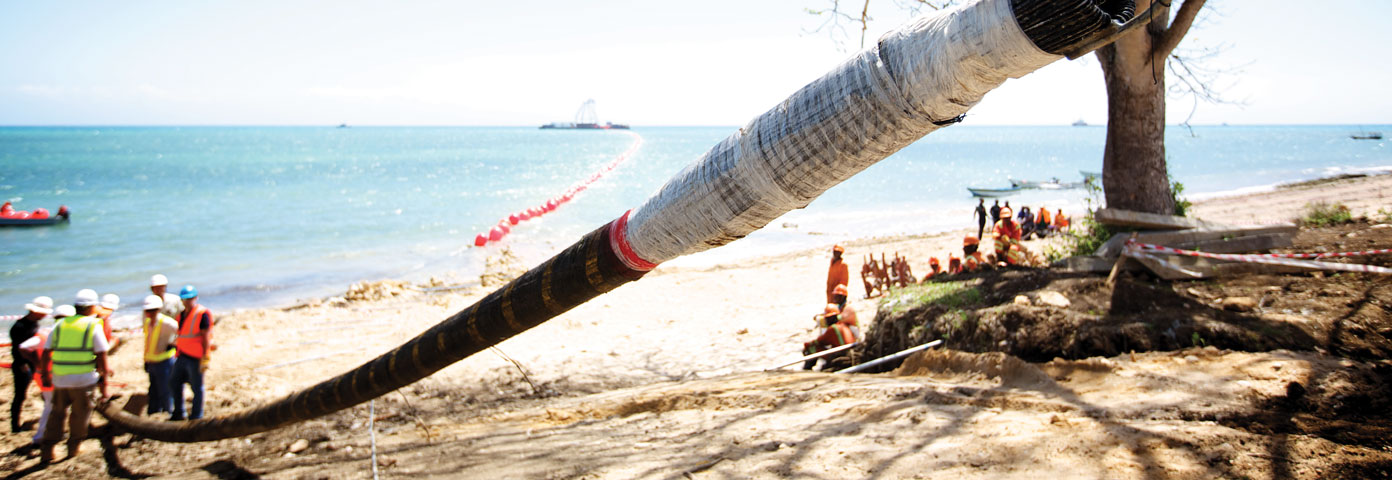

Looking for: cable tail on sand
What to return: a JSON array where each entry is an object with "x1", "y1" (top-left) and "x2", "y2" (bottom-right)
[{"x1": 99, "y1": 0, "x2": 1134, "y2": 443}]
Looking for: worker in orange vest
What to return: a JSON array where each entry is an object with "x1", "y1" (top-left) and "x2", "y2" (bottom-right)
[
  {"x1": 993, "y1": 207, "x2": 1026, "y2": 266},
  {"x1": 170, "y1": 285, "x2": 212, "y2": 421},
  {"x1": 93, "y1": 294, "x2": 122, "y2": 365},
  {"x1": 829, "y1": 284, "x2": 860, "y2": 340},
  {"x1": 803, "y1": 303, "x2": 857, "y2": 371},
  {"x1": 962, "y1": 236, "x2": 988, "y2": 272},
  {"x1": 921, "y1": 257, "x2": 942, "y2": 282},
  {"x1": 826, "y1": 245, "x2": 850, "y2": 303}
]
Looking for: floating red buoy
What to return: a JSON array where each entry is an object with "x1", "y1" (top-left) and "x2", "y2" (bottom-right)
[
  {"x1": 508, "y1": 214, "x2": 520, "y2": 225},
  {"x1": 498, "y1": 222, "x2": 511, "y2": 234},
  {"x1": 488, "y1": 226, "x2": 505, "y2": 242},
  {"x1": 474, "y1": 233, "x2": 488, "y2": 247}
]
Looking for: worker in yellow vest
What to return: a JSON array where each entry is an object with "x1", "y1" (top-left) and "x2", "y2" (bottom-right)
[
  {"x1": 38, "y1": 290, "x2": 110, "y2": 463},
  {"x1": 170, "y1": 285, "x2": 212, "y2": 421},
  {"x1": 140, "y1": 295, "x2": 179, "y2": 416}
]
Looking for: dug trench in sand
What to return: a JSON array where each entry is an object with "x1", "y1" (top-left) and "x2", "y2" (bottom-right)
[{"x1": 97, "y1": 0, "x2": 1139, "y2": 442}]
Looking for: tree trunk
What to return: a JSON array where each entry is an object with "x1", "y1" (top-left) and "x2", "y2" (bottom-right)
[{"x1": 1097, "y1": 0, "x2": 1175, "y2": 215}]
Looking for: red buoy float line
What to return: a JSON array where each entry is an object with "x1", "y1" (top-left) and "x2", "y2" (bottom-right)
[{"x1": 474, "y1": 130, "x2": 643, "y2": 247}]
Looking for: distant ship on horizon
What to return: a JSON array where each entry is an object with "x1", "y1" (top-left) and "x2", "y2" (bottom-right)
[
  {"x1": 1071, "y1": 118, "x2": 1088, "y2": 127},
  {"x1": 540, "y1": 99, "x2": 629, "y2": 130}
]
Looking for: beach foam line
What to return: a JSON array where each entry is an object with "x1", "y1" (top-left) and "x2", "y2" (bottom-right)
[{"x1": 1189, "y1": 164, "x2": 1392, "y2": 202}]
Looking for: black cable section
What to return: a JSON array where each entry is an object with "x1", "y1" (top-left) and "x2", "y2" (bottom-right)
[
  {"x1": 1010, "y1": 0, "x2": 1136, "y2": 54},
  {"x1": 98, "y1": 220, "x2": 647, "y2": 442}
]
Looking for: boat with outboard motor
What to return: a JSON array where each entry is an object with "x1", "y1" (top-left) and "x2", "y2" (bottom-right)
[{"x1": 0, "y1": 203, "x2": 70, "y2": 227}]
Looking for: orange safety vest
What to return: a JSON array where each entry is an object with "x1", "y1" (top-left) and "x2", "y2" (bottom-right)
[
  {"x1": 175, "y1": 305, "x2": 209, "y2": 359},
  {"x1": 964, "y1": 252, "x2": 985, "y2": 271},
  {"x1": 31, "y1": 331, "x2": 52, "y2": 393},
  {"x1": 95, "y1": 307, "x2": 115, "y2": 343}
]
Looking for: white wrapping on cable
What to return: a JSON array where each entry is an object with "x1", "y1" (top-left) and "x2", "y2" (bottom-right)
[{"x1": 622, "y1": 0, "x2": 1061, "y2": 266}]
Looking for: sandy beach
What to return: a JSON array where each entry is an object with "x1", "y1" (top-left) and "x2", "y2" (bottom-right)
[{"x1": 3, "y1": 173, "x2": 1391, "y2": 479}]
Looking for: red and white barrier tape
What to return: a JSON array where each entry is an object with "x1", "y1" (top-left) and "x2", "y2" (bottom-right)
[
  {"x1": 474, "y1": 131, "x2": 643, "y2": 247},
  {"x1": 0, "y1": 315, "x2": 20, "y2": 322},
  {"x1": 1126, "y1": 241, "x2": 1392, "y2": 275}
]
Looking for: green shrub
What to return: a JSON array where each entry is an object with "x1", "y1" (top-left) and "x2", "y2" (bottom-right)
[
  {"x1": 880, "y1": 281, "x2": 981, "y2": 315},
  {"x1": 1298, "y1": 202, "x2": 1352, "y2": 227},
  {"x1": 1171, "y1": 177, "x2": 1193, "y2": 217}
]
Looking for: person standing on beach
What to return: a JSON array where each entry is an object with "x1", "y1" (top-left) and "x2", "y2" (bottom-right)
[
  {"x1": 989, "y1": 200, "x2": 1001, "y2": 226},
  {"x1": 149, "y1": 274, "x2": 183, "y2": 321},
  {"x1": 9, "y1": 296, "x2": 52, "y2": 433},
  {"x1": 170, "y1": 285, "x2": 212, "y2": 421},
  {"x1": 94, "y1": 294, "x2": 121, "y2": 353},
  {"x1": 826, "y1": 245, "x2": 850, "y2": 303},
  {"x1": 140, "y1": 295, "x2": 178, "y2": 416},
  {"x1": 17, "y1": 306, "x2": 61, "y2": 449},
  {"x1": 973, "y1": 198, "x2": 989, "y2": 240},
  {"x1": 39, "y1": 290, "x2": 110, "y2": 463}
]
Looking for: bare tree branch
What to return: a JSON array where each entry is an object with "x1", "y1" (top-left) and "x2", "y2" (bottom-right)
[
  {"x1": 1154, "y1": 0, "x2": 1207, "y2": 64},
  {"x1": 805, "y1": 0, "x2": 951, "y2": 50}
]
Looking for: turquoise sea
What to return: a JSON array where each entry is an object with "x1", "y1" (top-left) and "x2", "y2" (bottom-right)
[{"x1": 2, "y1": 125, "x2": 1388, "y2": 339}]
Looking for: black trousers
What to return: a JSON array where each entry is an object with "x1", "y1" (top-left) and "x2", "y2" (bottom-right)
[{"x1": 10, "y1": 363, "x2": 33, "y2": 431}]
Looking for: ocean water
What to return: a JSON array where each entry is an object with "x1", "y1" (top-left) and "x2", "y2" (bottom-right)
[{"x1": 2, "y1": 125, "x2": 1388, "y2": 338}]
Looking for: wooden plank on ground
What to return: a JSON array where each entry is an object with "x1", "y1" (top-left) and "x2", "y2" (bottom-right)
[
  {"x1": 1183, "y1": 233, "x2": 1294, "y2": 254},
  {"x1": 1095, "y1": 208, "x2": 1222, "y2": 230},
  {"x1": 1052, "y1": 255, "x2": 1118, "y2": 273},
  {"x1": 1128, "y1": 253, "x2": 1310, "y2": 280},
  {"x1": 1093, "y1": 223, "x2": 1297, "y2": 259}
]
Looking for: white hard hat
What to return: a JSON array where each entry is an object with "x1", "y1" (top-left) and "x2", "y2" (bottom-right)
[
  {"x1": 150, "y1": 274, "x2": 169, "y2": 287},
  {"x1": 101, "y1": 293, "x2": 121, "y2": 310},
  {"x1": 55, "y1": 304, "x2": 76, "y2": 318},
  {"x1": 75, "y1": 289, "x2": 100, "y2": 307},
  {"x1": 143, "y1": 294, "x2": 164, "y2": 311},
  {"x1": 26, "y1": 296, "x2": 54, "y2": 315}
]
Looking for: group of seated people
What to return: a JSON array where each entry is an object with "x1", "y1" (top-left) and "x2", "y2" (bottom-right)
[
  {"x1": 922, "y1": 206, "x2": 1048, "y2": 280},
  {"x1": 1014, "y1": 205, "x2": 1070, "y2": 240}
]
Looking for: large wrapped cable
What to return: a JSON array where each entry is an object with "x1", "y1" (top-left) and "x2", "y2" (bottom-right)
[{"x1": 99, "y1": 0, "x2": 1132, "y2": 443}]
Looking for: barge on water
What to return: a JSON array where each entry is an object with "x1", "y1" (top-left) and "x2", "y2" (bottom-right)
[{"x1": 540, "y1": 99, "x2": 629, "y2": 130}]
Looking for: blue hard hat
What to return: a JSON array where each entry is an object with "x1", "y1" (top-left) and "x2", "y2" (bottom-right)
[{"x1": 179, "y1": 285, "x2": 198, "y2": 299}]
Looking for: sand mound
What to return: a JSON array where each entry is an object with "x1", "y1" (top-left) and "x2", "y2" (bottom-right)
[
  {"x1": 480, "y1": 247, "x2": 527, "y2": 287},
  {"x1": 892, "y1": 349, "x2": 1058, "y2": 391},
  {"x1": 343, "y1": 279, "x2": 415, "y2": 302}
]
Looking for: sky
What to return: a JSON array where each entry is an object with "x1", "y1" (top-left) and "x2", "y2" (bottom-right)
[{"x1": 1, "y1": 1, "x2": 1388, "y2": 127}]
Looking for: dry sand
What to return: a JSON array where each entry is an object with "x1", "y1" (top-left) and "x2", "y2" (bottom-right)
[{"x1": 2, "y1": 173, "x2": 1390, "y2": 479}]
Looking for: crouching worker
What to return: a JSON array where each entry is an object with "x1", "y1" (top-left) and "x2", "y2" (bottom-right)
[
  {"x1": 962, "y1": 236, "x2": 989, "y2": 272},
  {"x1": 803, "y1": 304, "x2": 857, "y2": 371},
  {"x1": 993, "y1": 208, "x2": 1029, "y2": 266}
]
